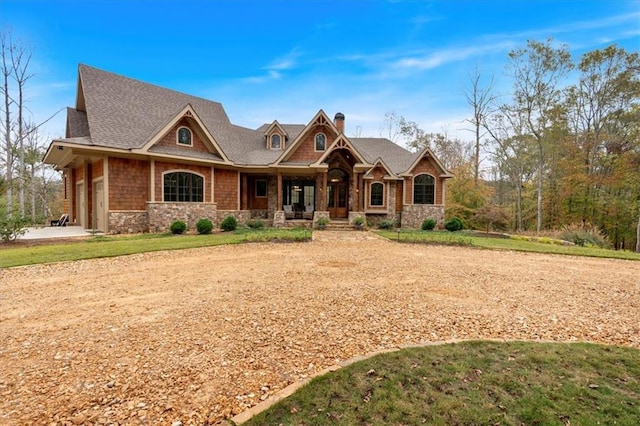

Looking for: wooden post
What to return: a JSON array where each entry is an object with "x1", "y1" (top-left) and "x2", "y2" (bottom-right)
[{"x1": 277, "y1": 172, "x2": 282, "y2": 210}]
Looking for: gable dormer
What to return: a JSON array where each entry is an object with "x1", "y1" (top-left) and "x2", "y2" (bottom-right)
[{"x1": 263, "y1": 120, "x2": 288, "y2": 150}]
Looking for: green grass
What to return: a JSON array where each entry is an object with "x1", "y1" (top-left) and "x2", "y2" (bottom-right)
[
  {"x1": 244, "y1": 341, "x2": 640, "y2": 425},
  {"x1": 376, "y1": 230, "x2": 640, "y2": 261},
  {"x1": 0, "y1": 228, "x2": 311, "y2": 268}
]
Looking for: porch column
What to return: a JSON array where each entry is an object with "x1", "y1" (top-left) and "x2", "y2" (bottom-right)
[
  {"x1": 277, "y1": 172, "x2": 282, "y2": 210},
  {"x1": 241, "y1": 173, "x2": 248, "y2": 210},
  {"x1": 322, "y1": 171, "x2": 328, "y2": 211}
]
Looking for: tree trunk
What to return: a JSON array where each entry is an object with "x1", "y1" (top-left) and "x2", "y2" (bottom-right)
[
  {"x1": 536, "y1": 146, "x2": 543, "y2": 234},
  {"x1": 636, "y1": 213, "x2": 640, "y2": 253},
  {"x1": 2, "y1": 64, "x2": 11, "y2": 217}
]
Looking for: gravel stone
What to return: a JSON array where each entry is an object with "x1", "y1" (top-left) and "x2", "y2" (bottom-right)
[{"x1": 1, "y1": 231, "x2": 638, "y2": 424}]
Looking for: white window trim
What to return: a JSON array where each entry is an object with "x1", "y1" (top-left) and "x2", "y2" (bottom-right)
[
  {"x1": 314, "y1": 132, "x2": 327, "y2": 152},
  {"x1": 412, "y1": 173, "x2": 436, "y2": 205},
  {"x1": 177, "y1": 126, "x2": 193, "y2": 147}
]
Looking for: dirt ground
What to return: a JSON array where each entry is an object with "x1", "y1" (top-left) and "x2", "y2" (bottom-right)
[{"x1": 1, "y1": 231, "x2": 639, "y2": 425}]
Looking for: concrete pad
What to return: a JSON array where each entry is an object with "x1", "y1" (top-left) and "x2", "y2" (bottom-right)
[{"x1": 21, "y1": 226, "x2": 101, "y2": 240}]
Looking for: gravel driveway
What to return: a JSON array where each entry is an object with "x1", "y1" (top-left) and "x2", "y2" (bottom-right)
[{"x1": 1, "y1": 231, "x2": 638, "y2": 425}]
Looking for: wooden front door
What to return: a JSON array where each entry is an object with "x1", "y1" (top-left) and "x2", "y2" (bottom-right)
[{"x1": 327, "y1": 182, "x2": 348, "y2": 218}]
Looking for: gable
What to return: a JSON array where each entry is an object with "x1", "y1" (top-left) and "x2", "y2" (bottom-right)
[
  {"x1": 136, "y1": 105, "x2": 230, "y2": 163},
  {"x1": 276, "y1": 110, "x2": 339, "y2": 164},
  {"x1": 285, "y1": 123, "x2": 334, "y2": 163}
]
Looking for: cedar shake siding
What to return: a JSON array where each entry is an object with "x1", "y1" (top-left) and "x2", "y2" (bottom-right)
[
  {"x1": 214, "y1": 169, "x2": 239, "y2": 210},
  {"x1": 109, "y1": 158, "x2": 150, "y2": 211},
  {"x1": 44, "y1": 65, "x2": 452, "y2": 233}
]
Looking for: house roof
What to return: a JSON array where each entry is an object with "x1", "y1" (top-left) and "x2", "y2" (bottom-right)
[
  {"x1": 350, "y1": 138, "x2": 416, "y2": 174},
  {"x1": 49, "y1": 64, "x2": 451, "y2": 176}
]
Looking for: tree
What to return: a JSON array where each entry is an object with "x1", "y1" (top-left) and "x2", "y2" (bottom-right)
[
  {"x1": 10, "y1": 35, "x2": 34, "y2": 216},
  {"x1": 1, "y1": 30, "x2": 13, "y2": 216},
  {"x1": 507, "y1": 38, "x2": 573, "y2": 233},
  {"x1": 463, "y1": 66, "x2": 495, "y2": 185},
  {"x1": 483, "y1": 106, "x2": 537, "y2": 232}
]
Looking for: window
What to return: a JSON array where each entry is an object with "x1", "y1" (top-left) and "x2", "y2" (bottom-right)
[
  {"x1": 177, "y1": 127, "x2": 192, "y2": 146},
  {"x1": 413, "y1": 174, "x2": 435, "y2": 204},
  {"x1": 164, "y1": 172, "x2": 203, "y2": 202},
  {"x1": 370, "y1": 182, "x2": 384, "y2": 206},
  {"x1": 255, "y1": 179, "x2": 267, "y2": 198},
  {"x1": 271, "y1": 134, "x2": 281, "y2": 149},
  {"x1": 315, "y1": 133, "x2": 326, "y2": 151}
]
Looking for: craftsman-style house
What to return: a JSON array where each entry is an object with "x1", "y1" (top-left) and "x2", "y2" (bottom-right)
[{"x1": 44, "y1": 65, "x2": 452, "y2": 233}]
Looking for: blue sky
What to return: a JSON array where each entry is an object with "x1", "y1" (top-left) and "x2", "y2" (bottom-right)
[{"x1": 1, "y1": 0, "x2": 639, "y2": 144}]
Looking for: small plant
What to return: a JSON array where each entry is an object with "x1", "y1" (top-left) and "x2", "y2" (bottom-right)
[
  {"x1": 220, "y1": 215, "x2": 238, "y2": 232},
  {"x1": 421, "y1": 218, "x2": 437, "y2": 231},
  {"x1": 444, "y1": 217, "x2": 464, "y2": 232},
  {"x1": 196, "y1": 218, "x2": 214, "y2": 235},
  {"x1": 247, "y1": 219, "x2": 264, "y2": 229},
  {"x1": 0, "y1": 214, "x2": 29, "y2": 242},
  {"x1": 170, "y1": 220, "x2": 187, "y2": 235},
  {"x1": 378, "y1": 220, "x2": 395, "y2": 230},
  {"x1": 315, "y1": 217, "x2": 329, "y2": 229},
  {"x1": 353, "y1": 216, "x2": 365, "y2": 230}
]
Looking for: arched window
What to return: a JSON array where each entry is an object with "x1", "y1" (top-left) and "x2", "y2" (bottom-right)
[
  {"x1": 271, "y1": 134, "x2": 281, "y2": 149},
  {"x1": 164, "y1": 172, "x2": 204, "y2": 202},
  {"x1": 177, "y1": 127, "x2": 192, "y2": 145},
  {"x1": 315, "y1": 133, "x2": 326, "y2": 151},
  {"x1": 413, "y1": 174, "x2": 435, "y2": 204},
  {"x1": 370, "y1": 182, "x2": 384, "y2": 206}
]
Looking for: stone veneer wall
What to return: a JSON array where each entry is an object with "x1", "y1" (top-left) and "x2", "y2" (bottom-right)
[
  {"x1": 401, "y1": 205, "x2": 445, "y2": 229},
  {"x1": 147, "y1": 202, "x2": 217, "y2": 233},
  {"x1": 108, "y1": 211, "x2": 149, "y2": 234},
  {"x1": 272, "y1": 211, "x2": 285, "y2": 228},
  {"x1": 217, "y1": 210, "x2": 251, "y2": 226}
]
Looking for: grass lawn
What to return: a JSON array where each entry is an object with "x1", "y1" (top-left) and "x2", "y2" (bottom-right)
[
  {"x1": 244, "y1": 341, "x2": 640, "y2": 425},
  {"x1": 376, "y1": 230, "x2": 640, "y2": 261},
  {"x1": 0, "y1": 228, "x2": 311, "y2": 268}
]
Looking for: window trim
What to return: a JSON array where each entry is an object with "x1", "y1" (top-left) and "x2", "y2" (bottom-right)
[
  {"x1": 162, "y1": 170, "x2": 205, "y2": 203},
  {"x1": 370, "y1": 181, "x2": 384, "y2": 207},
  {"x1": 314, "y1": 132, "x2": 326, "y2": 152},
  {"x1": 270, "y1": 134, "x2": 281, "y2": 149},
  {"x1": 177, "y1": 126, "x2": 193, "y2": 146},
  {"x1": 255, "y1": 179, "x2": 267, "y2": 198},
  {"x1": 412, "y1": 173, "x2": 436, "y2": 205}
]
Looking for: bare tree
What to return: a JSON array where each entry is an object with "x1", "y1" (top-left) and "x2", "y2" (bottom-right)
[
  {"x1": 463, "y1": 66, "x2": 496, "y2": 185},
  {"x1": 10, "y1": 36, "x2": 34, "y2": 216},
  {"x1": 1, "y1": 30, "x2": 13, "y2": 216}
]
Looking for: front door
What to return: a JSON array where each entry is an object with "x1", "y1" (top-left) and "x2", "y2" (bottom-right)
[
  {"x1": 93, "y1": 180, "x2": 104, "y2": 232},
  {"x1": 327, "y1": 168, "x2": 349, "y2": 218}
]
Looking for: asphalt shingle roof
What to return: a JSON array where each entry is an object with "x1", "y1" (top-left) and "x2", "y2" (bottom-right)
[
  {"x1": 350, "y1": 137, "x2": 416, "y2": 174},
  {"x1": 71, "y1": 65, "x2": 427, "y2": 172}
]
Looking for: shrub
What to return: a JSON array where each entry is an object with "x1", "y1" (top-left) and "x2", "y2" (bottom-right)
[
  {"x1": 471, "y1": 205, "x2": 510, "y2": 232},
  {"x1": 444, "y1": 217, "x2": 464, "y2": 232},
  {"x1": 315, "y1": 217, "x2": 329, "y2": 229},
  {"x1": 353, "y1": 216, "x2": 365, "y2": 229},
  {"x1": 559, "y1": 223, "x2": 609, "y2": 248},
  {"x1": 247, "y1": 219, "x2": 264, "y2": 229},
  {"x1": 421, "y1": 218, "x2": 437, "y2": 231},
  {"x1": 170, "y1": 220, "x2": 187, "y2": 235},
  {"x1": 196, "y1": 218, "x2": 214, "y2": 234},
  {"x1": 378, "y1": 220, "x2": 395, "y2": 230},
  {"x1": 0, "y1": 213, "x2": 29, "y2": 242},
  {"x1": 220, "y1": 215, "x2": 238, "y2": 232}
]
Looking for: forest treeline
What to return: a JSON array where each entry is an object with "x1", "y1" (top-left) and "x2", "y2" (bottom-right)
[{"x1": 382, "y1": 39, "x2": 639, "y2": 251}]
